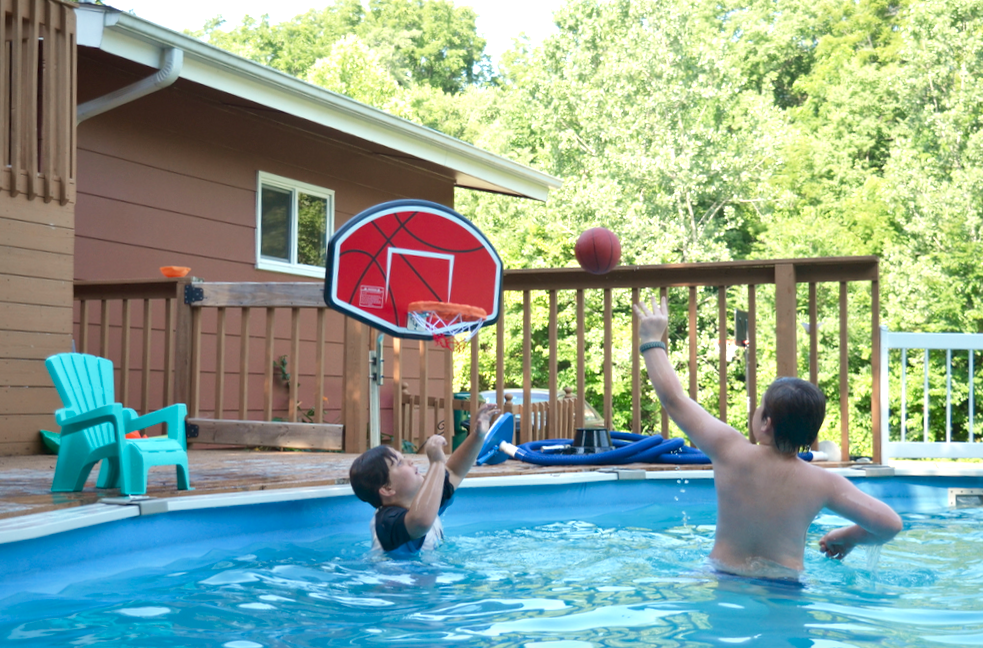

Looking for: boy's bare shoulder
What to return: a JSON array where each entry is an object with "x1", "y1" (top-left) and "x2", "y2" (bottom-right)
[
  {"x1": 701, "y1": 425, "x2": 756, "y2": 462},
  {"x1": 726, "y1": 443, "x2": 836, "y2": 484},
  {"x1": 790, "y1": 459, "x2": 859, "y2": 507}
]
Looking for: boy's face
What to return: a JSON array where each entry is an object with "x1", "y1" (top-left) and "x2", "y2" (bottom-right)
[{"x1": 380, "y1": 451, "x2": 423, "y2": 501}]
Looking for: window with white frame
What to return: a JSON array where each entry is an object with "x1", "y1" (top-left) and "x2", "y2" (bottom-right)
[{"x1": 256, "y1": 172, "x2": 334, "y2": 277}]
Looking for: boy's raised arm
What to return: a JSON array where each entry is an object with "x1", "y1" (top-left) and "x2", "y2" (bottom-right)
[
  {"x1": 446, "y1": 403, "x2": 499, "y2": 487},
  {"x1": 403, "y1": 436, "x2": 449, "y2": 539},
  {"x1": 634, "y1": 294, "x2": 746, "y2": 459},
  {"x1": 819, "y1": 472, "x2": 903, "y2": 559}
]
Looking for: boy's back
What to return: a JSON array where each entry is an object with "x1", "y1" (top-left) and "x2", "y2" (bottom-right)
[
  {"x1": 635, "y1": 294, "x2": 902, "y2": 578},
  {"x1": 712, "y1": 441, "x2": 849, "y2": 575}
]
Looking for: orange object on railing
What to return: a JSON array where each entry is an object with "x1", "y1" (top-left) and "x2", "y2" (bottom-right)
[{"x1": 160, "y1": 266, "x2": 191, "y2": 278}]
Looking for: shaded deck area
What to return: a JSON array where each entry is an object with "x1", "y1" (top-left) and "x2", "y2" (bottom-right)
[{"x1": 0, "y1": 449, "x2": 868, "y2": 523}]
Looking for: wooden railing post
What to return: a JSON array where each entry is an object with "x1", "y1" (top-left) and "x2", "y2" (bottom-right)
[
  {"x1": 871, "y1": 276, "x2": 881, "y2": 464},
  {"x1": 717, "y1": 286, "x2": 727, "y2": 420},
  {"x1": 747, "y1": 285, "x2": 758, "y2": 442},
  {"x1": 172, "y1": 278, "x2": 194, "y2": 408},
  {"x1": 775, "y1": 263, "x2": 798, "y2": 377},
  {"x1": 839, "y1": 282, "x2": 849, "y2": 460},
  {"x1": 418, "y1": 340, "x2": 429, "y2": 446},
  {"x1": 470, "y1": 329, "x2": 480, "y2": 433},
  {"x1": 344, "y1": 316, "x2": 370, "y2": 453}
]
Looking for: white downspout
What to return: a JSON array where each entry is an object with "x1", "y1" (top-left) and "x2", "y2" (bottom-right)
[{"x1": 77, "y1": 47, "x2": 184, "y2": 124}]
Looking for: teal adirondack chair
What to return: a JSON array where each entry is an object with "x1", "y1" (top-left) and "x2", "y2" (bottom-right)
[{"x1": 46, "y1": 353, "x2": 193, "y2": 495}]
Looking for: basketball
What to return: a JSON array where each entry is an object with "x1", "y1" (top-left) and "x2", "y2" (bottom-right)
[{"x1": 575, "y1": 227, "x2": 621, "y2": 274}]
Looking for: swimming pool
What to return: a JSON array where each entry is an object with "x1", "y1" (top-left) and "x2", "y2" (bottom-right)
[{"x1": 2, "y1": 468, "x2": 983, "y2": 646}]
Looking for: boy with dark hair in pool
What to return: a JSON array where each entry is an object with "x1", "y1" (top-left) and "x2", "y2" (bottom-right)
[
  {"x1": 349, "y1": 403, "x2": 498, "y2": 555},
  {"x1": 634, "y1": 294, "x2": 902, "y2": 580}
]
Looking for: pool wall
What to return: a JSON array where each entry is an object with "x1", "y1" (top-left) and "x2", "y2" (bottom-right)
[{"x1": 2, "y1": 467, "x2": 982, "y2": 600}]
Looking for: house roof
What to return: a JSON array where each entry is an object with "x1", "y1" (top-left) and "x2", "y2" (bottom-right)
[{"x1": 75, "y1": 5, "x2": 561, "y2": 202}]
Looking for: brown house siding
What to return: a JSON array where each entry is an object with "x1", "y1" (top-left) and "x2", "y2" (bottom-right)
[
  {"x1": 70, "y1": 51, "x2": 453, "y2": 446},
  {"x1": 1, "y1": 0, "x2": 76, "y2": 455},
  {"x1": 0, "y1": 198, "x2": 75, "y2": 455}
]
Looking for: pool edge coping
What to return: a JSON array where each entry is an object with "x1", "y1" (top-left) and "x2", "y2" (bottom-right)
[{"x1": 2, "y1": 465, "x2": 980, "y2": 546}]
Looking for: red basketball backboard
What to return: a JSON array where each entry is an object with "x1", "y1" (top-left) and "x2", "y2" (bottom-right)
[{"x1": 324, "y1": 200, "x2": 502, "y2": 339}]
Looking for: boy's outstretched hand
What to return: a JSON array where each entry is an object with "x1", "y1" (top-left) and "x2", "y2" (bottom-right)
[
  {"x1": 422, "y1": 434, "x2": 447, "y2": 465},
  {"x1": 473, "y1": 403, "x2": 500, "y2": 437},
  {"x1": 819, "y1": 526, "x2": 861, "y2": 560},
  {"x1": 446, "y1": 402, "x2": 499, "y2": 487},
  {"x1": 633, "y1": 294, "x2": 669, "y2": 344}
]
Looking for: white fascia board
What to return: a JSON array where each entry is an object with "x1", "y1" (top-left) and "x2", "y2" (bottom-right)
[{"x1": 76, "y1": 7, "x2": 560, "y2": 201}]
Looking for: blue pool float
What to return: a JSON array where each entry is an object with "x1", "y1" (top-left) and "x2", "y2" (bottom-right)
[{"x1": 476, "y1": 413, "x2": 515, "y2": 465}]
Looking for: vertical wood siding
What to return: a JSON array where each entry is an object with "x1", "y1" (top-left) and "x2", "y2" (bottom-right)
[{"x1": 1, "y1": 0, "x2": 76, "y2": 204}]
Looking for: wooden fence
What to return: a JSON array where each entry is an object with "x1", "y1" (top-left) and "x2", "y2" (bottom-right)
[
  {"x1": 405, "y1": 256, "x2": 881, "y2": 463},
  {"x1": 75, "y1": 256, "x2": 881, "y2": 461},
  {"x1": 397, "y1": 384, "x2": 583, "y2": 452},
  {"x1": 1, "y1": 0, "x2": 76, "y2": 205},
  {"x1": 72, "y1": 278, "x2": 449, "y2": 453}
]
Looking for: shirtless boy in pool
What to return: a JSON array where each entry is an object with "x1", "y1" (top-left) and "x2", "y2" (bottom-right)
[{"x1": 635, "y1": 294, "x2": 902, "y2": 579}]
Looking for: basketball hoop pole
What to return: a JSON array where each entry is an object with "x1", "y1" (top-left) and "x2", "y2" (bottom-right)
[{"x1": 369, "y1": 332, "x2": 384, "y2": 447}]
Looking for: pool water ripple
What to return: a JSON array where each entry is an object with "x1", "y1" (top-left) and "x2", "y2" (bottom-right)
[{"x1": 3, "y1": 507, "x2": 983, "y2": 646}]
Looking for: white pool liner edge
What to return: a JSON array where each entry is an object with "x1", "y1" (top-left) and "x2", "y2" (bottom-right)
[
  {"x1": 3, "y1": 465, "x2": 982, "y2": 546},
  {"x1": 0, "y1": 503, "x2": 138, "y2": 544}
]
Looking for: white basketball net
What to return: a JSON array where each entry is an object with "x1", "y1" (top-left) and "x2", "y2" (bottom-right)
[{"x1": 407, "y1": 304, "x2": 486, "y2": 351}]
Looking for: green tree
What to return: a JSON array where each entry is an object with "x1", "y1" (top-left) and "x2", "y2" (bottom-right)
[
  {"x1": 189, "y1": 0, "x2": 490, "y2": 92},
  {"x1": 305, "y1": 34, "x2": 402, "y2": 108},
  {"x1": 195, "y1": 0, "x2": 983, "y2": 448},
  {"x1": 360, "y1": 0, "x2": 492, "y2": 92},
  {"x1": 190, "y1": 2, "x2": 364, "y2": 77},
  {"x1": 752, "y1": 0, "x2": 909, "y2": 263},
  {"x1": 455, "y1": 0, "x2": 795, "y2": 429},
  {"x1": 881, "y1": 0, "x2": 983, "y2": 334}
]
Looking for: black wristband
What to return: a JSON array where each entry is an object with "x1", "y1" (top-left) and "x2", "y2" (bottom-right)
[{"x1": 639, "y1": 341, "x2": 667, "y2": 353}]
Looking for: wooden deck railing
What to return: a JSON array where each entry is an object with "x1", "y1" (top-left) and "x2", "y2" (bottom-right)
[
  {"x1": 74, "y1": 278, "x2": 190, "y2": 414},
  {"x1": 439, "y1": 257, "x2": 881, "y2": 462},
  {"x1": 74, "y1": 256, "x2": 880, "y2": 461},
  {"x1": 397, "y1": 384, "x2": 582, "y2": 451},
  {"x1": 1, "y1": 0, "x2": 76, "y2": 204},
  {"x1": 72, "y1": 278, "x2": 446, "y2": 453}
]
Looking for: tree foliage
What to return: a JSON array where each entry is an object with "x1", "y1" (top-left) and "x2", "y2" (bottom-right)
[
  {"x1": 191, "y1": 0, "x2": 983, "y2": 449},
  {"x1": 190, "y1": 0, "x2": 491, "y2": 92}
]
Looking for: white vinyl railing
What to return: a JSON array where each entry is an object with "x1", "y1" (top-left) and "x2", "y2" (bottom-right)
[{"x1": 880, "y1": 326, "x2": 983, "y2": 460}]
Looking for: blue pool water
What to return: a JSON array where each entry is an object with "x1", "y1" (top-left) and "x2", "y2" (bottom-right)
[{"x1": 2, "y1": 475, "x2": 983, "y2": 647}]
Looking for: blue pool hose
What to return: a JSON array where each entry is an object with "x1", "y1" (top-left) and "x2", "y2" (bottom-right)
[
  {"x1": 509, "y1": 432, "x2": 815, "y2": 466},
  {"x1": 475, "y1": 418, "x2": 815, "y2": 466},
  {"x1": 513, "y1": 432, "x2": 706, "y2": 466}
]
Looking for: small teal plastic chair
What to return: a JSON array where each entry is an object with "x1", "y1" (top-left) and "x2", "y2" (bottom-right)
[{"x1": 46, "y1": 353, "x2": 193, "y2": 495}]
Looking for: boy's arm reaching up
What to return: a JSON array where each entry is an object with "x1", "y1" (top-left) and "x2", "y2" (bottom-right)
[
  {"x1": 446, "y1": 403, "x2": 499, "y2": 488},
  {"x1": 403, "y1": 435, "x2": 449, "y2": 539},
  {"x1": 819, "y1": 472, "x2": 903, "y2": 559},
  {"x1": 633, "y1": 294, "x2": 747, "y2": 460}
]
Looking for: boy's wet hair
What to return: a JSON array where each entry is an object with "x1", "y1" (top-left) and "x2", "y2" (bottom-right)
[
  {"x1": 349, "y1": 445, "x2": 398, "y2": 508},
  {"x1": 761, "y1": 377, "x2": 826, "y2": 454}
]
